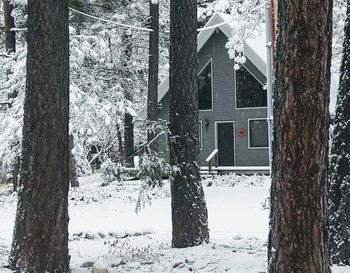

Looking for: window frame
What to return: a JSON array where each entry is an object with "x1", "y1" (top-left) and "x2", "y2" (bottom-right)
[
  {"x1": 198, "y1": 58, "x2": 214, "y2": 112},
  {"x1": 234, "y1": 63, "x2": 267, "y2": 110},
  {"x1": 248, "y1": 118, "x2": 269, "y2": 149}
]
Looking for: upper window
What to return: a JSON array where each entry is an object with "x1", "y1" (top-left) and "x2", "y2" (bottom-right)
[
  {"x1": 198, "y1": 60, "x2": 212, "y2": 110},
  {"x1": 236, "y1": 65, "x2": 267, "y2": 108},
  {"x1": 249, "y1": 119, "x2": 268, "y2": 148}
]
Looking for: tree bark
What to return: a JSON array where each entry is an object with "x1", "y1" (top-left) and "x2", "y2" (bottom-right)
[
  {"x1": 268, "y1": 0, "x2": 333, "y2": 272},
  {"x1": 116, "y1": 123, "x2": 124, "y2": 159},
  {"x1": 12, "y1": 156, "x2": 20, "y2": 192},
  {"x1": 169, "y1": 0, "x2": 209, "y2": 248},
  {"x1": 329, "y1": 0, "x2": 350, "y2": 265},
  {"x1": 69, "y1": 135, "x2": 79, "y2": 187},
  {"x1": 122, "y1": 32, "x2": 135, "y2": 167},
  {"x1": 147, "y1": 1, "x2": 159, "y2": 151},
  {"x1": 9, "y1": 0, "x2": 70, "y2": 272},
  {"x1": 2, "y1": 0, "x2": 15, "y2": 53}
]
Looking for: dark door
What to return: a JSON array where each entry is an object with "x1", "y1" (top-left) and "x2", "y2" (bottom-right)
[{"x1": 217, "y1": 122, "x2": 234, "y2": 166}]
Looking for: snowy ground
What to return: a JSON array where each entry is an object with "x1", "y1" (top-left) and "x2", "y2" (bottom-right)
[{"x1": 0, "y1": 174, "x2": 349, "y2": 273}]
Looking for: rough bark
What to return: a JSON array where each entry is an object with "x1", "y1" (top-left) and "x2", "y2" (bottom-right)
[
  {"x1": 3, "y1": 0, "x2": 15, "y2": 53},
  {"x1": 329, "y1": 0, "x2": 350, "y2": 265},
  {"x1": 116, "y1": 123, "x2": 124, "y2": 159},
  {"x1": 12, "y1": 156, "x2": 20, "y2": 192},
  {"x1": 9, "y1": 0, "x2": 70, "y2": 272},
  {"x1": 122, "y1": 32, "x2": 135, "y2": 167},
  {"x1": 147, "y1": 1, "x2": 159, "y2": 151},
  {"x1": 169, "y1": 0, "x2": 209, "y2": 248},
  {"x1": 268, "y1": 0, "x2": 333, "y2": 272}
]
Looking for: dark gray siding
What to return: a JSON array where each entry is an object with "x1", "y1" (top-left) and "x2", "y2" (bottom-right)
[{"x1": 158, "y1": 30, "x2": 269, "y2": 167}]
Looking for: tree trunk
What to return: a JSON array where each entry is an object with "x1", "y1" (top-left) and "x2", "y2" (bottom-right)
[
  {"x1": 122, "y1": 32, "x2": 134, "y2": 167},
  {"x1": 329, "y1": 0, "x2": 350, "y2": 265},
  {"x1": 116, "y1": 123, "x2": 124, "y2": 159},
  {"x1": 69, "y1": 134, "x2": 79, "y2": 187},
  {"x1": 9, "y1": 0, "x2": 70, "y2": 271},
  {"x1": 169, "y1": 0, "x2": 209, "y2": 248},
  {"x1": 268, "y1": 0, "x2": 333, "y2": 272},
  {"x1": 147, "y1": 1, "x2": 159, "y2": 151},
  {"x1": 2, "y1": 0, "x2": 15, "y2": 53},
  {"x1": 12, "y1": 156, "x2": 20, "y2": 192}
]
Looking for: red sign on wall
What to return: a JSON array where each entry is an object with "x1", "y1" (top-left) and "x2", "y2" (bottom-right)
[{"x1": 238, "y1": 129, "x2": 247, "y2": 137}]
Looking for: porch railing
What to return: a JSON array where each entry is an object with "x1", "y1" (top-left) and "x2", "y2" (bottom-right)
[{"x1": 205, "y1": 149, "x2": 219, "y2": 174}]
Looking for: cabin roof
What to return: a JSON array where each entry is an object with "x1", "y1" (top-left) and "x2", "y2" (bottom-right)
[{"x1": 158, "y1": 12, "x2": 338, "y2": 114}]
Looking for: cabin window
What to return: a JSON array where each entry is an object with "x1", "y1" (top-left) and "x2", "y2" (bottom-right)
[
  {"x1": 236, "y1": 65, "x2": 267, "y2": 108},
  {"x1": 198, "y1": 60, "x2": 212, "y2": 110},
  {"x1": 249, "y1": 119, "x2": 268, "y2": 148}
]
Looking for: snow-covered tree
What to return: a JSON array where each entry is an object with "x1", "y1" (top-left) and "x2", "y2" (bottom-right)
[
  {"x1": 333, "y1": 0, "x2": 348, "y2": 72},
  {"x1": 147, "y1": 0, "x2": 159, "y2": 151},
  {"x1": 329, "y1": 0, "x2": 350, "y2": 265},
  {"x1": 0, "y1": 0, "x2": 171, "y2": 180},
  {"x1": 2, "y1": 0, "x2": 15, "y2": 53}
]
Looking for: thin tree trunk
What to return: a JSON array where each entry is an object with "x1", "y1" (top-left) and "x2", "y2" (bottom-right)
[
  {"x1": 169, "y1": 0, "x2": 209, "y2": 248},
  {"x1": 9, "y1": 0, "x2": 70, "y2": 271},
  {"x1": 116, "y1": 123, "x2": 124, "y2": 159},
  {"x1": 2, "y1": 0, "x2": 15, "y2": 53},
  {"x1": 12, "y1": 156, "x2": 20, "y2": 192},
  {"x1": 124, "y1": 112, "x2": 134, "y2": 166},
  {"x1": 147, "y1": 1, "x2": 159, "y2": 151},
  {"x1": 329, "y1": 0, "x2": 350, "y2": 265},
  {"x1": 122, "y1": 32, "x2": 135, "y2": 167},
  {"x1": 69, "y1": 134, "x2": 79, "y2": 187},
  {"x1": 269, "y1": 0, "x2": 277, "y2": 69},
  {"x1": 268, "y1": 0, "x2": 333, "y2": 272}
]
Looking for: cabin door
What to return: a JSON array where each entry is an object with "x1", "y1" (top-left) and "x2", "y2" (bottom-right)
[{"x1": 216, "y1": 122, "x2": 235, "y2": 166}]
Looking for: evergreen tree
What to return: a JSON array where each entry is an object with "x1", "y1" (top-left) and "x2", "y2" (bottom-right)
[
  {"x1": 122, "y1": 31, "x2": 135, "y2": 167},
  {"x1": 268, "y1": 0, "x2": 333, "y2": 272},
  {"x1": 2, "y1": 0, "x2": 15, "y2": 53},
  {"x1": 329, "y1": 0, "x2": 350, "y2": 265},
  {"x1": 147, "y1": 0, "x2": 159, "y2": 150},
  {"x1": 169, "y1": 0, "x2": 209, "y2": 248},
  {"x1": 8, "y1": 0, "x2": 70, "y2": 271}
]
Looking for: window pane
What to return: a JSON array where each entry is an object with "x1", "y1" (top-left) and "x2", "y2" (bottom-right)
[
  {"x1": 236, "y1": 66, "x2": 267, "y2": 108},
  {"x1": 249, "y1": 120, "x2": 268, "y2": 148},
  {"x1": 198, "y1": 61, "x2": 212, "y2": 110}
]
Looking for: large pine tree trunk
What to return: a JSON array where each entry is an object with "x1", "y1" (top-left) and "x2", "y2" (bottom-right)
[
  {"x1": 2, "y1": 0, "x2": 15, "y2": 53},
  {"x1": 147, "y1": 1, "x2": 159, "y2": 150},
  {"x1": 268, "y1": 0, "x2": 332, "y2": 272},
  {"x1": 169, "y1": 0, "x2": 209, "y2": 248},
  {"x1": 9, "y1": 0, "x2": 70, "y2": 272},
  {"x1": 329, "y1": 0, "x2": 350, "y2": 265}
]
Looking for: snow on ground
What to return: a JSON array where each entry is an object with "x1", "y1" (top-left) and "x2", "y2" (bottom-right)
[{"x1": 0, "y1": 174, "x2": 349, "y2": 273}]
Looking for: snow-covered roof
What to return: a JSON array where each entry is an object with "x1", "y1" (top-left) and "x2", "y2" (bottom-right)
[{"x1": 158, "y1": 12, "x2": 339, "y2": 114}]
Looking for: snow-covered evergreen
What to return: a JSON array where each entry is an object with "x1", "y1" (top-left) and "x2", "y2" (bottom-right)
[
  {"x1": 0, "y1": 0, "x2": 170, "y2": 178},
  {"x1": 329, "y1": 0, "x2": 350, "y2": 265}
]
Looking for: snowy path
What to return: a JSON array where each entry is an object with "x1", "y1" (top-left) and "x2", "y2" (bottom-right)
[{"x1": 0, "y1": 175, "x2": 349, "y2": 273}]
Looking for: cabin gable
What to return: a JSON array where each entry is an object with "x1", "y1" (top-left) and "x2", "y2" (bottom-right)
[
  {"x1": 158, "y1": 23, "x2": 270, "y2": 168},
  {"x1": 197, "y1": 29, "x2": 269, "y2": 166}
]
